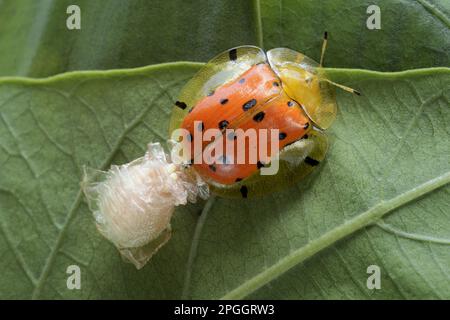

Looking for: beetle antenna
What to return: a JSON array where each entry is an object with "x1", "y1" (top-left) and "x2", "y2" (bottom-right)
[
  {"x1": 324, "y1": 79, "x2": 361, "y2": 95},
  {"x1": 318, "y1": 32, "x2": 360, "y2": 95},
  {"x1": 319, "y1": 31, "x2": 328, "y2": 67}
]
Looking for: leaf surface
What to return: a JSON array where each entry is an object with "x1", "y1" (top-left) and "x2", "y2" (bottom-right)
[
  {"x1": 0, "y1": 65, "x2": 448, "y2": 299},
  {"x1": 260, "y1": 0, "x2": 450, "y2": 70},
  {"x1": 0, "y1": 0, "x2": 260, "y2": 77},
  {"x1": 1, "y1": 0, "x2": 449, "y2": 77}
]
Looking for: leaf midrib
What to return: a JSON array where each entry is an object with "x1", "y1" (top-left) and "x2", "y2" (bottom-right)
[
  {"x1": 221, "y1": 171, "x2": 450, "y2": 299},
  {"x1": 1, "y1": 66, "x2": 449, "y2": 85}
]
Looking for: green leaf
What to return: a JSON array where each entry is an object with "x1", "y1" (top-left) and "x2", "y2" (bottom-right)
[
  {"x1": 0, "y1": 0, "x2": 260, "y2": 77},
  {"x1": 0, "y1": 63, "x2": 211, "y2": 299},
  {"x1": 1, "y1": 0, "x2": 449, "y2": 300},
  {"x1": 0, "y1": 64, "x2": 449, "y2": 299},
  {"x1": 260, "y1": 0, "x2": 450, "y2": 71},
  {"x1": 1, "y1": 0, "x2": 449, "y2": 77}
]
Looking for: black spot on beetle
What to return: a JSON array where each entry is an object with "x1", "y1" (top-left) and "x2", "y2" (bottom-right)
[
  {"x1": 279, "y1": 132, "x2": 287, "y2": 140},
  {"x1": 253, "y1": 111, "x2": 266, "y2": 122},
  {"x1": 287, "y1": 101, "x2": 294, "y2": 107},
  {"x1": 304, "y1": 156, "x2": 320, "y2": 166},
  {"x1": 253, "y1": 111, "x2": 265, "y2": 122},
  {"x1": 220, "y1": 98, "x2": 229, "y2": 105},
  {"x1": 239, "y1": 78, "x2": 245, "y2": 84},
  {"x1": 209, "y1": 164, "x2": 217, "y2": 172},
  {"x1": 175, "y1": 101, "x2": 187, "y2": 110},
  {"x1": 219, "y1": 120, "x2": 229, "y2": 130},
  {"x1": 240, "y1": 185, "x2": 248, "y2": 198},
  {"x1": 229, "y1": 48, "x2": 238, "y2": 61},
  {"x1": 235, "y1": 178, "x2": 243, "y2": 182},
  {"x1": 243, "y1": 99, "x2": 257, "y2": 111}
]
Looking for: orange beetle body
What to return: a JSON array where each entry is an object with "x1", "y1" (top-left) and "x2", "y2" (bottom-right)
[{"x1": 180, "y1": 63, "x2": 312, "y2": 185}]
